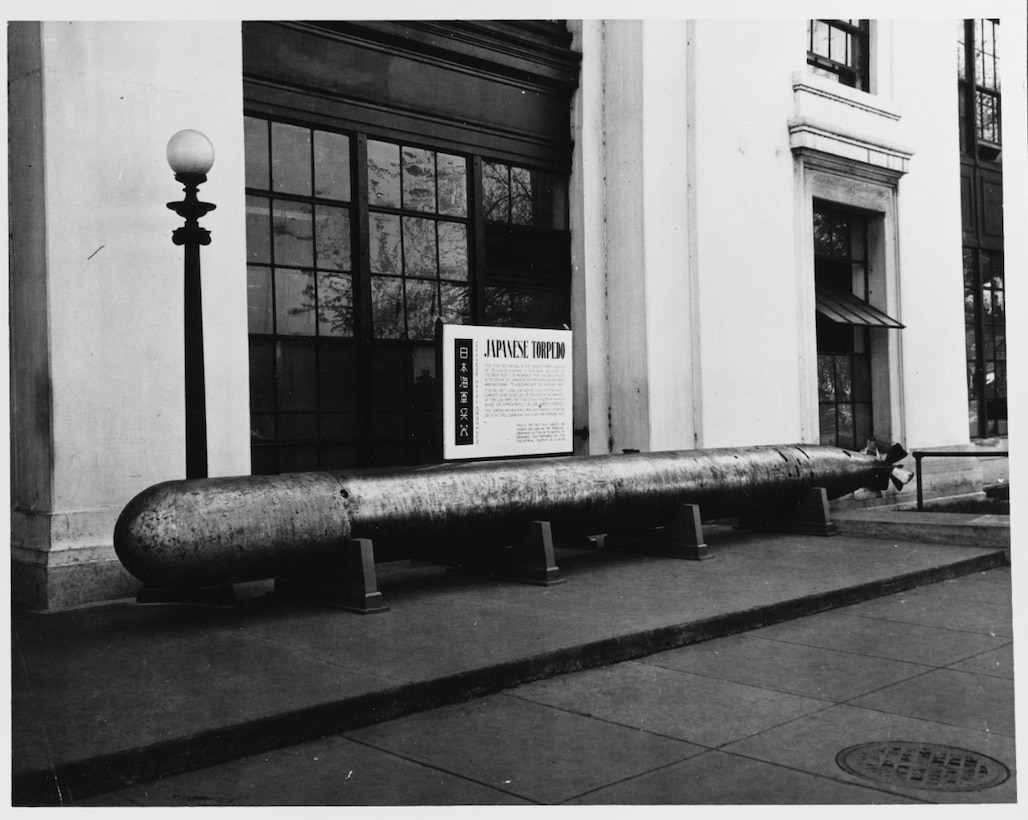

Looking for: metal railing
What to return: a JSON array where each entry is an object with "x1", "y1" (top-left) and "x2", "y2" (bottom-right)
[{"x1": 912, "y1": 449, "x2": 1009, "y2": 511}]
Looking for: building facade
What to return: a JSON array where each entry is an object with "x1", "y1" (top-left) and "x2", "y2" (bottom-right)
[{"x1": 9, "y1": 18, "x2": 1023, "y2": 609}]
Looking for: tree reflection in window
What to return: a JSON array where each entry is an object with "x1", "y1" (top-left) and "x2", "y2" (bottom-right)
[{"x1": 367, "y1": 138, "x2": 470, "y2": 339}]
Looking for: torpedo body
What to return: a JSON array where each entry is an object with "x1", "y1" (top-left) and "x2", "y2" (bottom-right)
[{"x1": 114, "y1": 443, "x2": 906, "y2": 589}]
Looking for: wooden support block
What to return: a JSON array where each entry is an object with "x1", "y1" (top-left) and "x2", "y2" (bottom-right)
[
  {"x1": 275, "y1": 537, "x2": 390, "y2": 614},
  {"x1": 503, "y1": 520, "x2": 565, "y2": 585},
  {"x1": 740, "y1": 486, "x2": 839, "y2": 536},
  {"x1": 457, "y1": 520, "x2": 566, "y2": 586},
  {"x1": 605, "y1": 504, "x2": 712, "y2": 560}
]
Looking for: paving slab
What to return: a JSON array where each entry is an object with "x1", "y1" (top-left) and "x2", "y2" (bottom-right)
[
  {"x1": 75, "y1": 735, "x2": 532, "y2": 806},
  {"x1": 564, "y1": 748, "x2": 925, "y2": 805},
  {"x1": 640, "y1": 632, "x2": 932, "y2": 701},
  {"x1": 508, "y1": 661, "x2": 830, "y2": 747},
  {"x1": 835, "y1": 582, "x2": 1013, "y2": 637},
  {"x1": 345, "y1": 693, "x2": 702, "y2": 804},
  {"x1": 748, "y1": 609, "x2": 1010, "y2": 667},
  {"x1": 947, "y1": 644, "x2": 1016, "y2": 679},
  {"x1": 11, "y1": 523, "x2": 1009, "y2": 805},
  {"x1": 847, "y1": 667, "x2": 1017, "y2": 736}
]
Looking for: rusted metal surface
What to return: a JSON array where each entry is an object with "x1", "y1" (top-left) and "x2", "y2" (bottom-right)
[{"x1": 114, "y1": 444, "x2": 900, "y2": 588}]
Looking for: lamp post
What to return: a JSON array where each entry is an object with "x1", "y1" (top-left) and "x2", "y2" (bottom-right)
[{"x1": 166, "y1": 129, "x2": 216, "y2": 479}]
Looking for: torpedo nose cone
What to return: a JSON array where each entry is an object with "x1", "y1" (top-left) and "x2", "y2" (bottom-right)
[{"x1": 114, "y1": 473, "x2": 352, "y2": 588}]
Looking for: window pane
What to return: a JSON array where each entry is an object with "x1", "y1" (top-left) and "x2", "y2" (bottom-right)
[
  {"x1": 510, "y1": 166, "x2": 533, "y2": 225},
  {"x1": 483, "y1": 162, "x2": 509, "y2": 222},
  {"x1": 813, "y1": 209, "x2": 831, "y2": 255},
  {"x1": 371, "y1": 346, "x2": 406, "y2": 408},
  {"x1": 249, "y1": 339, "x2": 276, "y2": 412},
  {"x1": 273, "y1": 201, "x2": 313, "y2": 267},
  {"x1": 403, "y1": 217, "x2": 438, "y2": 278},
  {"x1": 275, "y1": 269, "x2": 316, "y2": 336},
  {"x1": 244, "y1": 117, "x2": 269, "y2": 190},
  {"x1": 314, "y1": 205, "x2": 351, "y2": 271},
  {"x1": 410, "y1": 347, "x2": 437, "y2": 410},
  {"x1": 811, "y1": 20, "x2": 830, "y2": 58},
  {"x1": 318, "y1": 342, "x2": 358, "y2": 411},
  {"x1": 371, "y1": 412, "x2": 407, "y2": 441},
  {"x1": 837, "y1": 403, "x2": 855, "y2": 446},
  {"x1": 440, "y1": 283, "x2": 470, "y2": 325},
  {"x1": 247, "y1": 266, "x2": 273, "y2": 334},
  {"x1": 836, "y1": 356, "x2": 853, "y2": 400},
  {"x1": 251, "y1": 447, "x2": 278, "y2": 475},
  {"x1": 368, "y1": 140, "x2": 401, "y2": 208},
  {"x1": 818, "y1": 354, "x2": 836, "y2": 401},
  {"x1": 370, "y1": 213, "x2": 402, "y2": 275},
  {"x1": 246, "y1": 196, "x2": 271, "y2": 263},
  {"x1": 313, "y1": 130, "x2": 350, "y2": 200},
  {"x1": 320, "y1": 413, "x2": 360, "y2": 441},
  {"x1": 854, "y1": 404, "x2": 872, "y2": 448},
  {"x1": 277, "y1": 341, "x2": 317, "y2": 411},
  {"x1": 437, "y1": 153, "x2": 467, "y2": 217},
  {"x1": 271, "y1": 122, "x2": 311, "y2": 196},
  {"x1": 536, "y1": 170, "x2": 567, "y2": 230},
  {"x1": 405, "y1": 279, "x2": 439, "y2": 341},
  {"x1": 992, "y1": 289, "x2": 1005, "y2": 323},
  {"x1": 371, "y1": 276, "x2": 405, "y2": 338},
  {"x1": 319, "y1": 444, "x2": 359, "y2": 471},
  {"x1": 830, "y1": 27, "x2": 848, "y2": 65},
  {"x1": 483, "y1": 285, "x2": 568, "y2": 328},
  {"x1": 852, "y1": 358, "x2": 871, "y2": 401},
  {"x1": 250, "y1": 413, "x2": 275, "y2": 444},
  {"x1": 317, "y1": 272, "x2": 353, "y2": 337},
  {"x1": 819, "y1": 405, "x2": 837, "y2": 445},
  {"x1": 831, "y1": 213, "x2": 849, "y2": 255},
  {"x1": 402, "y1": 146, "x2": 436, "y2": 212},
  {"x1": 438, "y1": 222, "x2": 469, "y2": 280},
  {"x1": 279, "y1": 414, "x2": 318, "y2": 442},
  {"x1": 278, "y1": 445, "x2": 319, "y2": 473}
]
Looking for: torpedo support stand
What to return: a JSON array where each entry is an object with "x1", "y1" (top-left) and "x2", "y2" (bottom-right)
[
  {"x1": 452, "y1": 520, "x2": 566, "y2": 586},
  {"x1": 275, "y1": 538, "x2": 390, "y2": 614},
  {"x1": 739, "y1": 486, "x2": 839, "y2": 536},
  {"x1": 605, "y1": 503, "x2": 713, "y2": 560}
]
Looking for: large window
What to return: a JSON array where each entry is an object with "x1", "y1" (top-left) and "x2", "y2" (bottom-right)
[
  {"x1": 958, "y1": 19, "x2": 1005, "y2": 439},
  {"x1": 964, "y1": 249, "x2": 1006, "y2": 438},
  {"x1": 807, "y1": 20, "x2": 870, "y2": 91},
  {"x1": 814, "y1": 203, "x2": 874, "y2": 449},
  {"x1": 958, "y1": 18, "x2": 1001, "y2": 159},
  {"x1": 244, "y1": 117, "x2": 570, "y2": 473}
]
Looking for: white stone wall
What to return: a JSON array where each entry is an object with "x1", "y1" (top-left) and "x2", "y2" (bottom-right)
[{"x1": 10, "y1": 21, "x2": 251, "y2": 607}]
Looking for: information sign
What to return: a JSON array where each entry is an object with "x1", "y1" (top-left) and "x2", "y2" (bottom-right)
[{"x1": 441, "y1": 324, "x2": 573, "y2": 460}]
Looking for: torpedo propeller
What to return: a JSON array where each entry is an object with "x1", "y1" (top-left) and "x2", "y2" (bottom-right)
[{"x1": 862, "y1": 440, "x2": 914, "y2": 492}]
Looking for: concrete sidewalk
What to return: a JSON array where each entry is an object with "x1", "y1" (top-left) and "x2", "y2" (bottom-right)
[{"x1": 11, "y1": 520, "x2": 1013, "y2": 805}]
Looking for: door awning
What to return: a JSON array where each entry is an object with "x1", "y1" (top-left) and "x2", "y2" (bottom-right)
[{"x1": 815, "y1": 286, "x2": 905, "y2": 329}]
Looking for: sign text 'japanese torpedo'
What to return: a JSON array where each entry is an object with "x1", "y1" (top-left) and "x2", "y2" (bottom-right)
[{"x1": 441, "y1": 324, "x2": 573, "y2": 459}]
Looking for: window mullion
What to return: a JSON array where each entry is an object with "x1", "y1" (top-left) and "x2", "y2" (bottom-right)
[{"x1": 470, "y1": 155, "x2": 487, "y2": 325}]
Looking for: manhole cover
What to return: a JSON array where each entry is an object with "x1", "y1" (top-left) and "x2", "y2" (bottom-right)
[{"x1": 836, "y1": 741, "x2": 1010, "y2": 792}]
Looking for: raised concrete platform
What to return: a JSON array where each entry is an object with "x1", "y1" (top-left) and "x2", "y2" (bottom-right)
[{"x1": 11, "y1": 519, "x2": 1011, "y2": 806}]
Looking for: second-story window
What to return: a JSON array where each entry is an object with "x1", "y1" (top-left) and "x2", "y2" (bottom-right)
[
  {"x1": 807, "y1": 20, "x2": 870, "y2": 91},
  {"x1": 958, "y1": 18, "x2": 1001, "y2": 159}
]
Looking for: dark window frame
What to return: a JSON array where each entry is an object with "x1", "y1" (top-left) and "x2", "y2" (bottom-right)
[
  {"x1": 958, "y1": 19, "x2": 1006, "y2": 439},
  {"x1": 958, "y1": 18, "x2": 1002, "y2": 161},
  {"x1": 813, "y1": 201, "x2": 875, "y2": 450},
  {"x1": 244, "y1": 115, "x2": 572, "y2": 473},
  {"x1": 807, "y1": 19, "x2": 870, "y2": 92}
]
